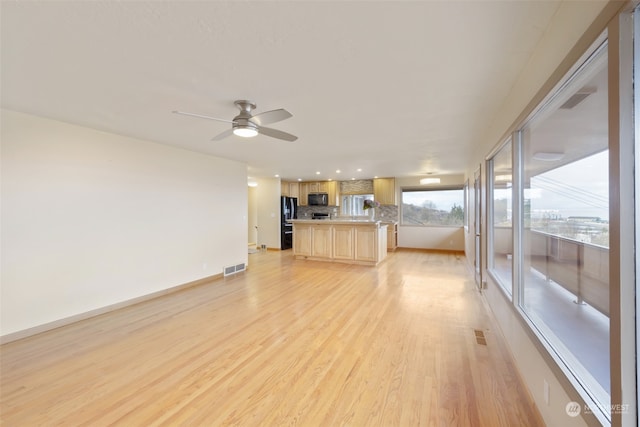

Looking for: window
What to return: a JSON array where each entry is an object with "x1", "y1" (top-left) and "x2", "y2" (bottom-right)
[
  {"x1": 341, "y1": 194, "x2": 373, "y2": 216},
  {"x1": 401, "y1": 189, "x2": 464, "y2": 226},
  {"x1": 463, "y1": 180, "x2": 469, "y2": 230},
  {"x1": 488, "y1": 139, "x2": 513, "y2": 295},
  {"x1": 519, "y1": 41, "x2": 610, "y2": 418}
]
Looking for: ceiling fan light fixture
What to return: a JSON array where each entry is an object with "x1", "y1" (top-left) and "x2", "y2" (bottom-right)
[
  {"x1": 532, "y1": 151, "x2": 564, "y2": 161},
  {"x1": 420, "y1": 177, "x2": 441, "y2": 185}
]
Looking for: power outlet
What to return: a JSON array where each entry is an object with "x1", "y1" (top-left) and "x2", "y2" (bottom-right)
[{"x1": 543, "y1": 379, "x2": 550, "y2": 405}]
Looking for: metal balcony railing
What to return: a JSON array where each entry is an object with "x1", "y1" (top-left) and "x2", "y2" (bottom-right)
[{"x1": 527, "y1": 229, "x2": 609, "y2": 316}]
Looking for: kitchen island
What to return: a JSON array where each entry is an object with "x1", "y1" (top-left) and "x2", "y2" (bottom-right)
[{"x1": 290, "y1": 219, "x2": 387, "y2": 266}]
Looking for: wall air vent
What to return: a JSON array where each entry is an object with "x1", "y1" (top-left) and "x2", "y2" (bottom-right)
[
  {"x1": 224, "y1": 262, "x2": 247, "y2": 277},
  {"x1": 560, "y1": 86, "x2": 596, "y2": 109}
]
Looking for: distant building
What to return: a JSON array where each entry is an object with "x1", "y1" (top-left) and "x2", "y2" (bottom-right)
[{"x1": 567, "y1": 216, "x2": 602, "y2": 223}]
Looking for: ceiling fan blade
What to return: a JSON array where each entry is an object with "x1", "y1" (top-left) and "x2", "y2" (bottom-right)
[
  {"x1": 211, "y1": 128, "x2": 234, "y2": 141},
  {"x1": 257, "y1": 126, "x2": 298, "y2": 142},
  {"x1": 251, "y1": 108, "x2": 292, "y2": 126},
  {"x1": 173, "y1": 110, "x2": 235, "y2": 124}
]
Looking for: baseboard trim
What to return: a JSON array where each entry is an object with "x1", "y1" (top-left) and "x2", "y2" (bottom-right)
[
  {"x1": 395, "y1": 247, "x2": 465, "y2": 255},
  {"x1": 0, "y1": 272, "x2": 224, "y2": 345}
]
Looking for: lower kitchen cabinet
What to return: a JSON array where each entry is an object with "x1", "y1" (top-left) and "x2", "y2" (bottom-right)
[
  {"x1": 354, "y1": 227, "x2": 378, "y2": 262},
  {"x1": 312, "y1": 226, "x2": 332, "y2": 258},
  {"x1": 290, "y1": 220, "x2": 387, "y2": 266},
  {"x1": 385, "y1": 222, "x2": 398, "y2": 251},
  {"x1": 333, "y1": 225, "x2": 354, "y2": 260},
  {"x1": 293, "y1": 224, "x2": 312, "y2": 256}
]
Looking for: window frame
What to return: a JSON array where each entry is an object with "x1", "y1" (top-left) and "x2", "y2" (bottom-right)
[
  {"x1": 400, "y1": 186, "x2": 465, "y2": 228},
  {"x1": 487, "y1": 137, "x2": 515, "y2": 298},
  {"x1": 516, "y1": 36, "x2": 611, "y2": 424}
]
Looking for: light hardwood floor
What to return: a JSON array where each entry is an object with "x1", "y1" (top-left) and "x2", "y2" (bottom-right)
[{"x1": 0, "y1": 249, "x2": 544, "y2": 426}]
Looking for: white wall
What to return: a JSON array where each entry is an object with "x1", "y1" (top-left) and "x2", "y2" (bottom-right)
[
  {"x1": 399, "y1": 226, "x2": 464, "y2": 251},
  {"x1": 1, "y1": 110, "x2": 248, "y2": 337},
  {"x1": 255, "y1": 177, "x2": 281, "y2": 249}
]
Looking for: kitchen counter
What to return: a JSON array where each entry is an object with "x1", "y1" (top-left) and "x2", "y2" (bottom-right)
[
  {"x1": 290, "y1": 220, "x2": 387, "y2": 265},
  {"x1": 288, "y1": 219, "x2": 380, "y2": 224}
]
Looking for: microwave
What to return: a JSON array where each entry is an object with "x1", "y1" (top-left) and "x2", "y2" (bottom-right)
[{"x1": 308, "y1": 193, "x2": 329, "y2": 206}]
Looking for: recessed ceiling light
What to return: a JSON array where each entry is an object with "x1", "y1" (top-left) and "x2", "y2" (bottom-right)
[
  {"x1": 336, "y1": 169, "x2": 341, "y2": 174},
  {"x1": 316, "y1": 171, "x2": 321, "y2": 175},
  {"x1": 297, "y1": 178, "x2": 302, "y2": 181},
  {"x1": 357, "y1": 168, "x2": 362, "y2": 172},
  {"x1": 274, "y1": 174, "x2": 280, "y2": 178},
  {"x1": 248, "y1": 181, "x2": 258, "y2": 187}
]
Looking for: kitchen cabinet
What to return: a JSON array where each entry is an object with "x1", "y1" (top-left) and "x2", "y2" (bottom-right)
[
  {"x1": 312, "y1": 226, "x2": 332, "y2": 258},
  {"x1": 317, "y1": 182, "x2": 328, "y2": 193},
  {"x1": 290, "y1": 219, "x2": 387, "y2": 266},
  {"x1": 299, "y1": 183, "x2": 309, "y2": 206},
  {"x1": 298, "y1": 181, "x2": 338, "y2": 206},
  {"x1": 281, "y1": 181, "x2": 300, "y2": 199},
  {"x1": 384, "y1": 222, "x2": 398, "y2": 251},
  {"x1": 354, "y1": 226, "x2": 379, "y2": 262},
  {"x1": 293, "y1": 223, "x2": 312, "y2": 256},
  {"x1": 322, "y1": 181, "x2": 338, "y2": 206},
  {"x1": 333, "y1": 225, "x2": 354, "y2": 260},
  {"x1": 288, "y1": 182, "x2": 299, "y2": 199},
  {"x1": 373, "y1": 178, "x2": 396, "y2": 205},
  {"x1": 308, "y1": 182, "x2": 320, "y2": 193}
]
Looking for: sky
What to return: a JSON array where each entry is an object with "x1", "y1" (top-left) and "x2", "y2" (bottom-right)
[{"x1": 529, "y1": 150, "x2": 608, "y2": 221}]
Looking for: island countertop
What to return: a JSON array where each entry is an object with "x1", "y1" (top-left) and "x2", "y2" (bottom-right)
[{"x1": 288, "y1": 219, "x2": 382, "y2": 225}]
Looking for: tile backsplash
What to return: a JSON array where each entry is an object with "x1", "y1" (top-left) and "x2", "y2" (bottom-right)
[{"x1": 298, "y1": 204, "x2": 398, "y2": 222}]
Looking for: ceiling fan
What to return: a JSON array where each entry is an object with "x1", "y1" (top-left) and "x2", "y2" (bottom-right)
[{"x1": 173, "y1": 100, "x2": 297, "y2": 142}]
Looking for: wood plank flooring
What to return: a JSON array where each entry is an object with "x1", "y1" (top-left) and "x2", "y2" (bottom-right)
[{"x1": 0, "y1": 249, "x2": 544, "y2": 426}]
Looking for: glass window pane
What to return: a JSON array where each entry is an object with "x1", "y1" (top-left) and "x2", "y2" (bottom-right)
[
  {"x1": 521, "y1": 43, "x2": 609, "y2": 416},
  {"x1": 402, "y1": 189, "x2": 464, "y2": 226},
  {"x1": 490, "y1": 141, "x2": 513, "y2": 294},
  {"x1": 341, "y1": 194, "x2": 373, "y2": 216}
]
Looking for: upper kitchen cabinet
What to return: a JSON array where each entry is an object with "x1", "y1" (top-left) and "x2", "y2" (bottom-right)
[
  {"x1": 298, "y1": 181, "x2": 339, "y2": 206},
  {"x1": 281, "y1": 181, "x2": 300, "y2": 199},
  {"x1": 307, "y1": 182, "x2": 320, "y2": 193},
  {"x1": 289, "y1": 182, "x2": 300, "y2": 199},
  {"x1": 319, "y1": 181, "x2": 338, "y2": 206},
  {"x1": 373, "y1": 178, "x2": 396, "y2": 205},
  {"x1": 299, "y1": 182, "x2": 309, "y2": 206}
]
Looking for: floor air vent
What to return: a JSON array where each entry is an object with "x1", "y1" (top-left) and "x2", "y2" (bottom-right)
[
  {"x1": 224, "y1": 263, "x2": 246, "y2": 277},
  {"x1": 474, "y1": 329, "x2": 487, "y2": 345}
]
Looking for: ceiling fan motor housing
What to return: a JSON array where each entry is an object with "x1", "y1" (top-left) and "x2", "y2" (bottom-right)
[
  {"x1": 233, "y1": 119, "x2": 258, "y2": 131},
  {"x1": 234, "y1": 100, "x2": 257, "y2": 114}
]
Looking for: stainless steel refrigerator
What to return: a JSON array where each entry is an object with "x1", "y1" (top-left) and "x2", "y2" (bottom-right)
[{"x1": 281, "y1": 196, "x2": 297, "y2": 249}]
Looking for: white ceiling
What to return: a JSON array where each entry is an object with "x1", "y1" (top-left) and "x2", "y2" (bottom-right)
[{"x1": 2, "y1": 1, "x2": 570, "y2": 182}]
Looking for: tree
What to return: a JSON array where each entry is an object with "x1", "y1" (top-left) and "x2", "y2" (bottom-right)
[{"x1": 447, "y1": 204, "x2": 464, "y2": 225}]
